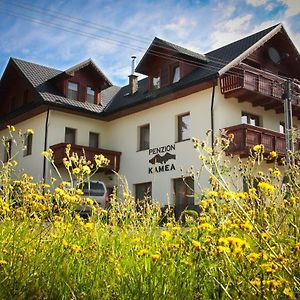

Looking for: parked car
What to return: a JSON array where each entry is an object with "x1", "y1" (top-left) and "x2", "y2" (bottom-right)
[{"x1": 76, "y1": 181, "x2": 109, "y2": 217}]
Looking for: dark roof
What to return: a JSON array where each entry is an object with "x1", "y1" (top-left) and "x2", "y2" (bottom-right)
[
  {"x1": 104, "y1": 24, "x2": 280, "y2": 115},
  {"x1": 3, "y1": 24, "x2": 284, "y2": 119},
  {"x1": 10, "y1": 58, "x2": 117, "y2": 115}
]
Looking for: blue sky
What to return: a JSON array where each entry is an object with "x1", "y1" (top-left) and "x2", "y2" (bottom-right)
[{"x1": 0, "y1": 0, "x2": 299, "y2": 86}]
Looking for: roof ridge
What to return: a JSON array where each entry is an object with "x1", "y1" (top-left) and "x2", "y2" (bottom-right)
[
  {"x1": 206, "y1": 23, "x2": 281, "y2": 56},
  {"x1": 11, "y1": 57, "x2": 62, "y2": 73}
]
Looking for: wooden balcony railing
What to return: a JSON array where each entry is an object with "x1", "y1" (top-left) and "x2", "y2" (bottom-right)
[
  {"x1": 220, "y1": 64, "x2": 299, "y2": 113},
  {"x1": 224, "y1": 123, "x2": 300, "y2": 157},
  {"x1": 50, "y1": 143, "x2": 121, "y2": 172}
]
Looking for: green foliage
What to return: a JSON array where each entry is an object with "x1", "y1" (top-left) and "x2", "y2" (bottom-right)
[{"x1": 0, "y1": 127, "x2": 299, "y2": 299}]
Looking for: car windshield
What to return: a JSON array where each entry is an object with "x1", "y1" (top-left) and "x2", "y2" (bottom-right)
[{"x1": 82, "y1": 182, "x2": 105, "y2": 196}]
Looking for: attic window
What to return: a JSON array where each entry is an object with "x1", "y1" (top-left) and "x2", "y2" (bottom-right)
[
  {"x1": 152, "y1": 75, "x2": 160, "y2": 90},
  {"x1": 67, "y1": 82, "x2": 78, "y2": 100},
  {"x1": 87, "y1": 86, "x2": 96, "y2": 104},
  {"x1": 172, "y1": 66, "x2": 180, "y2": 83}
]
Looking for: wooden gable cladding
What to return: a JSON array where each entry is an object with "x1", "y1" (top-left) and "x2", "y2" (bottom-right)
[
  {"x1": 0, "y1": 61, "x2": 37, "y2": 117},
  {"x1": 220, "y1": 28, "x2": 300, "y2": 118},
  {"x1": 63, "y1": 65, "x2": 103, "y2": 104},
  {"x1": 244, "y1": 31, "x2": 300, "y2": 79}
]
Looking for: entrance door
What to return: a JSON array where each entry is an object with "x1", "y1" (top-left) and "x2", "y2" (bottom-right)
[{"x1": 173, "y1": 177, "x2": 194, "y2": 220}]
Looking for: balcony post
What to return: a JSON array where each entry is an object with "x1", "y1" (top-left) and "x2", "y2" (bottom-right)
[{"x1": 283, "y1": 79, "x2": 294, "y2": 166}]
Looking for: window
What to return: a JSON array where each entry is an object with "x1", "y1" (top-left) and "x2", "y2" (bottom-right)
[
  {"x1": 152, "y1": 75, "x2": 160, "y2": 89},
  {"x1": 135, "y1": 182, "x2": 152, "y2": 209},
  {"x1": 279, "y1": 122, "x2": 285, "y2": 134},
  {"x1": 65, "y1": 127, "x2": 76, "y2": 144},
  {"x1": 241, "y1": 112, "x2": 260, "y2": 126},
  {"x1": 87, "y1": 86, "x2": 96, "y2": 104},
  {"x1": 3, "y1": 139, "x2": 12, "y2": 162},
  {"x1": 135, "y1": 182, "x2": 152, "y2": 201},
  {"x1": 178, "y1": 113, "x2": 190, "y2": 142},
  {"x1": 172, "y1": 65, "x2": 180, "y2": 83},
  {"x1": 139, "y1": 124, "x2": 150, "y2": 151},
  {"x1": 173, "y1": 177, "x2": 194, "y2": 220},
  {"x1": 67, "y1": 82, "x2": 79, "y2": 100},
  {"x1": 89, "y1": 132, "x2": 99, "y2": 148},
  {"x1": 24, "y1": 133, "x2": 33, "y2": 156}
]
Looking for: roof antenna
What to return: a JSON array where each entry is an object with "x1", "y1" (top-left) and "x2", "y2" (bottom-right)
[{"x1": 131, "y1": 56, "x2": 136, "y2": 75}]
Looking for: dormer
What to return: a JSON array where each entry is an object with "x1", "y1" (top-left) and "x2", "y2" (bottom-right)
[
  {"x1": 52, "y1": 59, "x2": 112, "y2": 105},
  {"x1": 135, "y1": 37, "x2": 208, "y2": 91}
]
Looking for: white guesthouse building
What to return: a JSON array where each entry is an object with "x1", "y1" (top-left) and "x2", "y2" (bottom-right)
[{"x1": 1, "y1": 23, "x2": 300, "y2": 216}]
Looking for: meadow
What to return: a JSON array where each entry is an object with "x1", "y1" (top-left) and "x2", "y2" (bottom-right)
[{"x1": 0, "y1": 127, "x2": 299, "y2": 299}]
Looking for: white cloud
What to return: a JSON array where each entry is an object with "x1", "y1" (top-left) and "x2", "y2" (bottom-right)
[
  {"x1": 163, "y1": 16, "x2": 197, "y2": 38},
  {"x1": 224, "y1": 14, "x2": 253, "y2": 31},
  {"x1": 280, "y1": 0, "x2": 300, "y2": 17},
  {"x1": 246, "y1": 0, "x2": 268, "y2": 6}
]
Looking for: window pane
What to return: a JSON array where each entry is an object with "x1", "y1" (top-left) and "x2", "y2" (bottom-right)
[
  {"x1": 87, "y1": 86, "x2": 95, "y2": 104},
  {"x1": 67, "y1": 82, "x2": 78, "y2": 100},
  {"x1": 135, "y1": 182, "x2": 152, "y2": 201},
  {"x1": 65, "y1": 128, "x2": 76, "y2": 144},
  {"x1": 172, "y1": 66, "x2": 180, "y2": 83},
  {"x1": 279, "y1": 122, "x2": 285, "y2": 134},
  {"x1": 174, "y1": 177, "x2": 194, "y2": 220},
  {"x1": 83, "y1": 182, "x2": 105, "y2": 196},
  {"x1": 24, "y1": 133, "x2": 33, "y2": 156},
  {"x1": 139, "y1": 124, "x2": 150, "y2": 150},
  {"x1": 241, "y1": 112, "x2": 260, "y2": 126},
  {"x1": 153, "y1": 76, "x2": 160, "y2": 89},
  {"x1": 178, "y1": 113, "x2": 190, "y2": 141},
  {"x1": 89, "y1": 132, "x2": 99, "y2": 148}
]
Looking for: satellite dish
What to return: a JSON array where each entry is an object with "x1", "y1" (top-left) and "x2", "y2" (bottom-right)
[{"x1": 268, "y1": 47, "x2": 281, "y2": 65}]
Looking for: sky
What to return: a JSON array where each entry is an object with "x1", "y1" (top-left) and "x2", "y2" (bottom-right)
[{"x1": 0, "y1": 0, "x2": 299, "y2": 86}]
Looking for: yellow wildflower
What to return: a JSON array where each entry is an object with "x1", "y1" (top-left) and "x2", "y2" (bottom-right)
[
  {"x1": 250, "y1": 277, "x2": 261, "y2": 288},
  {"x1": 273, "y1": 169, "x2": 281, "y2": 177},
  {"x1": 247, "y1": 252, "x2": 259, "y2": 263},
  {"x1": 208, "y1": 191, "x2": 218, "y2": 197},
  {"x1": 192, "y1": 240, "x2": 201, "y2": 250},
  {"x1": 198, "y1": 223, "x2": 214, "y2": 232},
  {"x1": 26, "y1": 129, "x2": 34, "y2": 135},
  {"x1": 253, "y1": 144, "x2": 263, "y2": 152},
  {"x1": 160, "y1": 231, "x2": 171, "y2": 240},
  {"x1": 70, "y1": 244, "x2": 81, "y2": 253},
  {"x1": 269, "y1": 151, "x2": 277, "y2": 158},
  {"x1": 258, "y1": 182, "x2": 275, "y2": 193},
  {"x1": 240, "y1": 221, "x2": 253, "y2": 232},
  {"x1": 261, "y1": 262, "x2": 279, "y2": 274},
  {"x1": 73, "y1": 167, "x2": 81, "y2": 175},
  {"x1": 85, "y1": 223, "x2": 94, "y2": 230},
  {"x1": 151, "y1": 254, "x2": 160, "y2": 261},
  {"x1": 82, "y1": 165, "x2": 91, "y2": 174},
  {"x1": 294, "y1": 242, "x2": 300, "y2": 252},
  {"x1": 137, "y1": 249, "x2": 148, "y2": 257},
  {"x1": 7, "y1": 125, "x2": 15, "y2": 132},
  {"x1": 216, "y1": 246, "x2": 230, "y2": 254},
  {"x1": 283, "y1": 287, "x2": 294, "y2": 299}
]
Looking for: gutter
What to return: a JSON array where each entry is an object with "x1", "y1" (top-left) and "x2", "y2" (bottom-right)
[
  {"x1": 210, "y1": 81, "x2": 216, "y2": 150},
  {"x1": 42, "y1": 107, "x2": 50, "y2": 181}
]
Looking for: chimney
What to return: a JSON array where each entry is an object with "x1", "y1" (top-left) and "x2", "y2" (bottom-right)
[{"x1": 129, "y1": 56, "x2": 138, "y2": 95}]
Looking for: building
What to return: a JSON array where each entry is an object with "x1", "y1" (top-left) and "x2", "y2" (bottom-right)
[{"x1": 1, "y1": 23, "x2": 300, "y2": 216}]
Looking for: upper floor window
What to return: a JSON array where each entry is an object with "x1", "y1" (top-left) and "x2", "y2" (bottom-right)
[
  {"x1": 87, "y1": 87, "x2": 96, "y2": 104},
  {"x1": 65, "y1": 127, "x2": 76, "y2": 144},
  {"x1": 24, "y1": 133, "x2": 33, "y2": 156},
  {"x1": 178, "y1": 113, "x2": 190, "y2": 142},
  {"x1": 4, "y1": 139, "x2": 12, "y2": 162},
  {"x1": 279, "y1": 122, "x2": 285, "y2": 134},
  {"x1": 172, "y1": 65, "x2": 180, "y2": 83},
  {"x1": 139, "y1": 124, "x2": 150, "y2": 151},
  {"x1": 67, "y1": 82, "x2": 79, "y2": 100},
  {"x1": 152, "y1": 75, "x2": 160, "y2": 90},
  {"x1": 89, "y1": 132, "x2": 99, "y2": 148},
  {"x1": 241, "y1": 112, "x2": 260, "y2": 126}
]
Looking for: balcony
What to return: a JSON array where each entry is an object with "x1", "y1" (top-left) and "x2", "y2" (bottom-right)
[
  {"x1": 50, "y1": 143, "x2": 121, "y2": 172},
  {"x1": 224, "y1": 123, "x2": 300, "y2": 158},
  {"x1": 220, "y1": 64, "x2": 300, "y2": 117}
]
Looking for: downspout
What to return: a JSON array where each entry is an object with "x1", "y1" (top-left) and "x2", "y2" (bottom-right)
[
  {"x1": 210, "y1": 80, "x2": 216, "y2": 151},
  {"x1": 42, "y1": 107, "x2": 50, "y2": 181}
]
